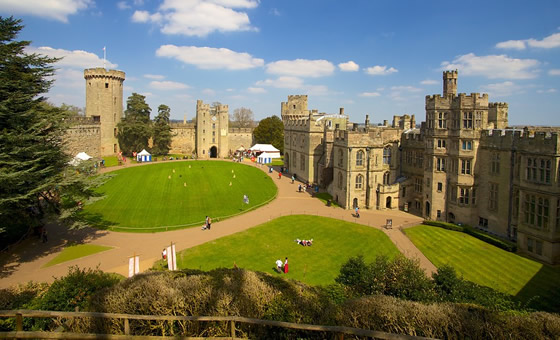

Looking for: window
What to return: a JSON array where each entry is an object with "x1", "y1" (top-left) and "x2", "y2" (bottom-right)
[
  {"x1": 489, "y1": 183, "x2": 498, "y2": 211},
  {"x1": 113, "y1": 128, "x2": 117, "y2": 137},
  {"x1": 355, "y1": 175, "x2": 363, "y2": 189},
  {"x1": 462, "y1": 112, "x2": 473, "y2": 129},
  {"x1": 414, "y1": 178, "x2": 422, "y2": 193},
  {"x1": 300, "y1": 155, "x2": 305, "y2": 170},
  {"x1": 212, "y1": 131, "x2": 215, "y2": 136},
  {"x1": 475, "y1": 112, "x2": 482, "y2": 128},
  {"x1": 479, "y1": 217, "x2": 489, "y2": 228},
  {"x1": 461, "y1": 159, "x2": 471, "y2": 175},
  {"x1": 212, "y1": 123, "x2": 216, "y2": 129},
  {"x1": 383, "y1": 147, "x2": 391, "y2": 165},
  {"x1": 415, "y1": 151, "x2": 423, "y2": 168},
  {"x1": 527, "y1": 238, "x2": 533, "y2": 252},
  {"x1": 402, "y1": 186, "x2": 406, "y2": 197},
  {"x1": 436, "y1": 157, "x2": 446, "y2": 172},
  {"x1": 437, "y1": 182, "x2": 442, "y2": 192},
  {"x1": 462, "y1": 140, "x2": 472, "y2": 150},
  {"x1": 437, "y1": 139, "x2": 446, "y2": 149},
  {"x1": 212, "y1": 138, "x2": 215, "y2": 143},
  {"x1": 338, "y1": 149, "x2": 343, "y2": 167},
  {"x1": 491, "y1": 153, "x2": 500, "y2": 174},
  {"x1": 93, "y1": 115, "x2": 100, "y2": 122},
  {"x1": 459, "y1": 187, "x2": 475, "y2": 205},
  {"x1": 338, "y1": 172, "x2": 343, "y2": 189},
  {"x1": 437, "y1": 112, "x2": 447, "y2": 129},
  {"x1": 527, "y1": 158, "x2": 551, "y2": 184},
  {"x1": 406, "y1": 151, "x2": 412, "y2": 165},
  {"x1": 536, "y1": 240, "x2": 543, "y2": 255},
  {"x1": 105, "y1": 83, "x2": 109, "y2": 88},
  {"x1": 356, "y1": 150, "x2": 364, "y2": 166},
  {"x1": 293, "y1": 104, "x2": 296, "y2": 109},
  {"x1": 415, "y1": 200, "x2": 421, "y2": 210},
  {"x1": 524, "y1": 194, "x2": 550, "y2": 229},
  {"x1": 383, "y1": 172, "x2": 390, "y2": 185},
  {"x1": 113, "y1": 144, "x2": 117, "y2": 153},
  {"x1": 437, "y1": 210, "x2": 441, "y2": 218}
]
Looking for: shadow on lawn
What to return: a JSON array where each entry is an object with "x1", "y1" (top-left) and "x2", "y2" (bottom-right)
[
  {"x1": 515, "y1": 264, "x2": 560, "y2": 313},
  {"x1": 0, "y1": 211, "x2": 116, "y2": 281}
]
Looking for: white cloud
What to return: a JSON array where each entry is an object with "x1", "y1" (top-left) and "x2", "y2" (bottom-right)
[
  {"x1": 202, "y1": 88, "x2": 216, "y2": 96},
  {"x1": 149, "y1": 80, "x2": 189, "y2": 90},
  {"x1": 388, "y1": 85, "x2": 423, "y2": 102},
  {"x1": 144, "y1": 74, "x2": 165, "y2": 80},
  {"x1": 117, "y1": 1, "x2": 130, "y2": 10},
  {"x1": 548, "y1": 69, "x2": 560, "y2": 76},
  {"x1": 266, "y1": 59, "x2": 335, "y2": 78},
  {"x1": 479, "y1": 81, "x2": 523, "y2": 97},
  {"x1": 441, "y1": 53, "x2": 540, "y2": 79},
  {"x1": 156, "y1": 45, "x2": 264, "y2": 70},
  {"x1": 0, "y1": 0, "x2": 91, "y2": 23},
  {"x1": 391, "y1": 85, "x2": 422, "y2": 92},
  {"x1": 26, "y1": 46, "x2": 118, "y2": 69},
  {"x1": 247, "y1": 87, "x2": 266, "y2": 94},
  {"x1": 256, "y1": 76, "x2": 304, "y2": 88},
  {"x1": 132, "y1": 0, "x2": 258, "y2": 37},
  {"x1": 123, "y1": 85, "x2": 134, "y2": 92},
  {"x1": 140, "y1": 92, "x2": 154, "y2": 97},
  {"x1": 359, "y1": 92, "x2": 381, "y2": 97},
  {"x1": 365, "y1": 65, "x2": 398, "y2": 76},
  {"x1": 496, "y1": 33, "x2": 560, "y2": 50},
  {"x1": 338, "y1": 61, "x2": 359, "y2": 72},
  {"x1": 53, "y1": 69, "x2": 84, "y2": 88},
  {"x1": 537, "y1": 88, "x2": 557, "y2": 94},
  {"x1": 420, "y1": 79, "x2": 438, "y2": 85}
]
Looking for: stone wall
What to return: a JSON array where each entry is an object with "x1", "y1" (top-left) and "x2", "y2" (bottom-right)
[
  {"x1": 228, "y1": 128, "x2": 253, "y2": 154},
  {"x1": 169, "y1": 123, "x2": 196, "y2": 155},
  {"x1": 64, "y1": 117, "x2": 101, "y2": 158}
]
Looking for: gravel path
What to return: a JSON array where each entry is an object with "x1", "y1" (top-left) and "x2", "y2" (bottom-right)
[{"x1": 0, "y1": 160, "x2": 434, "y2": 288}]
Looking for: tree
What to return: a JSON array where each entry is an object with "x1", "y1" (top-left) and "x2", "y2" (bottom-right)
[
  {"x1": 0, "y1": 17, "x2": 73, "y2": 246},
  {"x1": 231, "y1": 107, "x2": 254, "y2": 128},
  {"x1": 253, "y1": 115, "x2": 284, "y2": 153},
  {"x1": 152, "y1": 104, "x2": 173, "y2": 155},
  {"x1": 117, "y1": 93, "x2": 152, "y2": 155}
]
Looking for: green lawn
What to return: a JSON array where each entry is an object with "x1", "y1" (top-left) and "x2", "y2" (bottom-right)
[
  {"x1": 314, "y1": 192, "x2": 342, "y2": 208},
  {"x1": 170, "y1": 215, "x2": 399, "y2": 286},
  {"x1": 270, "y1": 158, "x2": 284, "y2": 166},
  {"x1": 102, "y1": 156, "x2": 119, "y2": 167},
  {"x1": 84, "y1": 161, "x2": 277, "y2": 232},
  {"x1": 43, "y1": 244, "x2": 113, "y2": 267},
  {"x1": 404, "y1": 225, "x2": 560, "y2": 311}
]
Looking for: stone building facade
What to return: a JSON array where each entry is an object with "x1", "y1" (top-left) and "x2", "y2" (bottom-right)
[
  {"x1": 65, "y1": 69, "x2": 253, "y2": 159},
  {"x1": 282, "y1": 72, "x2": 560, "y2": 264}
]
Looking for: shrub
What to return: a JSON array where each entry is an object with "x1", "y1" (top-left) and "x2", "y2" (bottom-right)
[{"x1": 0, "y1": 282, "x2": 49, "y2": 331}]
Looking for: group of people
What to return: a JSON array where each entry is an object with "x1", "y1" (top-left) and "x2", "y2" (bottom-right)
[
  {"x1": 295, "y1": 239, "x2": 313, "y2": 246},
  {"x1": 275, "y1": 257, "x2": 289, "y2": 273},
  {"x1": 202, "y1": 216, "x2": 212, "y2": 230}
]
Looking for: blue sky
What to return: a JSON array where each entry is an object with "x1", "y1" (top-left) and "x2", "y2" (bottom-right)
[{"x1": 2, "y1": 0, "x2": 559, "y2": 125}]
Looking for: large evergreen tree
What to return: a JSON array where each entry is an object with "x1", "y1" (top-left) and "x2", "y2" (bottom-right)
[
  {"x1": 117, "y1": 93, "x2": 152, "y2": 155},
  {"x1": 0, "y1": 17, "x2": 72, "y2": 244},
  {"x1": 152, "y1": 104, "x2": 173, "y2": 155},
  {"x1": 253, "y1": 115, "x2": 284, "y2": 153}
]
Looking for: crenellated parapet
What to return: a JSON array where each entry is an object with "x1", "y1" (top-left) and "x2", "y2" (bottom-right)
[
  {"x1": 480, "y1": 129, "x2": 560, "y2": 153},
  {"x1": 84, "y1": 68, "x2": 125, "y2": 81}
]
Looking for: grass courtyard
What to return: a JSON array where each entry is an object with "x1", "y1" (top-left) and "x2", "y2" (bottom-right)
[
  {"x1": 404, "y1": 225, "x2": 560, "y2": 312},
  {"x1": 168, "y1": 215, "x2": 400, "y2": 286},
  {"x1": 43, "y1": 244, "x2": 113, "y2": 268},
  {"x1": 84, "y1": 161, "x2": 277, "y2": 232}
]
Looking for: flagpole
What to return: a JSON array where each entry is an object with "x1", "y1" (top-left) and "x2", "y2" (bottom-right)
[{"x1": 103, "y1": 46, "x2": 106, "y2": 69}]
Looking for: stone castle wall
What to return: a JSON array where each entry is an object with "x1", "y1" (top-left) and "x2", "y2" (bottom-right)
[{"x1": 64, "y1": 117, "x2": 101, "y2": 157}]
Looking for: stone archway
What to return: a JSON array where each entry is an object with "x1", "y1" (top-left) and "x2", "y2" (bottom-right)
[
  {"x1": 425, "y1": 201, "x2": 431, "y2": 217},
  {"x1": 210, "y1": 146, "x2": 217, "y2": 158},
  {"x1": 386, "y1": 196, "x2": 392, "y2": 209},
  {"x1": 352, "y1": 198, "x2": 358, "y2": 209}
]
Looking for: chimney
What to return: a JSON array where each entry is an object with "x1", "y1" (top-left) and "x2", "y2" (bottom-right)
[{"x1": 339, "y1": 108, "x2": 344, "y2": 115}]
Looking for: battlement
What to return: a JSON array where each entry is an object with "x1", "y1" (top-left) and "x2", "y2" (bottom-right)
[
  {"x1": 488, "y1": 102, "x2": 508, "y2": 108},
  {"x1": 84, "y1": 68, "x2": 125, "y2": 81},
  {"x1": 481, "y1": 129, "x2": 560, "y2": 152},
  {"x1": 66, "y1": 116, "x2": 100, "y2": 126},
  {"x1": 170, "y1": 122, "x2": 195, "y2": 129},
  {"x1": 228, "y1": 127, "x2": 253, "y2": 134}
]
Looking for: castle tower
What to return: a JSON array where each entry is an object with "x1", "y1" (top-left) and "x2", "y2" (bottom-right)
[
  {"x1": 281, "y1": 95, "x2": 309, "y2": 121},
  {"x1": 84, "y1": 68, "x2": 125, "y2": 156},
  {"x1": 443, "y1": 70, "x2": 458, "y2": 97},
  {"x1": 195, "y1": 100, "x2": 229, "y2": 158}
]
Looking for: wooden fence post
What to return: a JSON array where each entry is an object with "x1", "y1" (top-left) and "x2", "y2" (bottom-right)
[
  {"x1": 230, "y1": 320, "x2": 236, "y2": 338},
  {"x1": 124, "y1": 318, "x2": 130, "y2": 335}
]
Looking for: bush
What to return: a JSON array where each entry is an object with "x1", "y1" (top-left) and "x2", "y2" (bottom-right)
[{"x1": 0, "y1": 282, "x2": 49, "y2": 331}]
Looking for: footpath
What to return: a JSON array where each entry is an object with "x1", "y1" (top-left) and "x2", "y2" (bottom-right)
[{"x1": 0, "y1": 160, "x2": 434, "y2": 288}]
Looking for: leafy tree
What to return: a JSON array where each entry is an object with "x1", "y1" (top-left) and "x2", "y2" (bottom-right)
[
  {"x1": 0, "y1": 17, "x2": 73, "y2": 245},
  {"x1": 117, "y1": 93, "x2": 152, "y2": 155},
  {"x1": 231, "y1": 107, "x2": 254, "y2": 128},
  {"x1": 253, "y1": 115, "x2": 284, "y2": 153},
  {"x1": 152, "y1": 104, "x2": 173, "y2": 155}
]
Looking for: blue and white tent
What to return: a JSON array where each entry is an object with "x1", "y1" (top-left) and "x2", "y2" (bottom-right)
[
  {"x1": 137, "y1": 149, "x2": 152, "y2": 162},
  {"x1": 257, "y1": 152, "x2": 273, "y2": 164}
]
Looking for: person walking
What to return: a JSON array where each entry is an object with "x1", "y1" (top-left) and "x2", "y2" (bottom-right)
[
  {"x1": 278, "y1": 171, "x2": 282, "y2": 179},
  {"x1": 41, "y1": 227, "x2": 48, "y2": 243},
  {"x1": 276, "y1": 259, "x2": 283, "y2": 273},
  {"x1": 207, "y1": 216, "x2": 212, "y2": 230},
  {"x1": 291, "y1": 175, "x2": 295, "y2": 184},
  {"x1": 284, "y1": 257, "x2": 289, "y2": 274},
  {"x1": 355, "y1": 206, "x2": 360, "y2": 218}
]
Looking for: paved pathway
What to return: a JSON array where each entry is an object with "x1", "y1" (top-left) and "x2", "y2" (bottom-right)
[{"x1": 0, "y1": 160, "x2": 434, "y2": 288}]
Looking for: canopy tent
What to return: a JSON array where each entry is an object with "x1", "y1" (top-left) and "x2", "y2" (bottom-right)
[
  {"x1": 249, "y1": 144, "x2": 281, "y2": 158},
  {"x1": 68, "y1": 152, "x2": 93, "y2": 166},
  {"x1": 137, "y1": 149, "x2": 152, "y2": 162},
  {"x1": 237, "y1": 146, "x2": 246, "y2": 152},
  {"x1": 257, "y1": 152, "x2": 273, "y2": 164}
]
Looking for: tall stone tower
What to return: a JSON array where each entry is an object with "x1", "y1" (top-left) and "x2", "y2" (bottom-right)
[
  {"x1": 281, "y1": 95, "x2": 309, "y2": 121},
  {"x1": 195, "y1": 100, "x2": 229, "y2": 158},
  {"x1": 84, "y1": 68, "x2": 125, "y2": 156},
  {"x1": 443, "y1": 70, "x2": 458, "y2": 97}
]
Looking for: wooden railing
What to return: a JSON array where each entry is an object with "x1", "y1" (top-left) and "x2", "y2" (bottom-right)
[{"x1": 0, "y1": 310, "x2": 437, "y2": 340}]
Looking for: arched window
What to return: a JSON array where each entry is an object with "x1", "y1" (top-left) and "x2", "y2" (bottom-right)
[
  {"x1": 383, "y1": 147, "x2": 391, "y2": 165},
  {"x1": 338, "y1": 172, "x2": 343, "y2": 189},
  {"x1": 355, "y1": 174, "x2": 363, "y2": 189},
  {"x1": 356, "y1": 150, "x2": 364, "y2": 166},
  {"x1": 383, "y1": 172, "x2": 390, "y2": 185},
  {"x1": 338, "y1": 149, "x2": 343, "y2": 167}
]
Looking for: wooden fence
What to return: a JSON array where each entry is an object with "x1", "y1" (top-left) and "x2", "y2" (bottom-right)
[{"x1": 0, "y1": 310, "x2": 437, "y2": 340}]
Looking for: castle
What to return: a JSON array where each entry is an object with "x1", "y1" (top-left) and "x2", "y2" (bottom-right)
[
  {"x1": 283, "y1": 71, "x2": 560, "y2": 264},
  {"x1": 65, "y1": 68, "x2": 253, "y2": 158}
]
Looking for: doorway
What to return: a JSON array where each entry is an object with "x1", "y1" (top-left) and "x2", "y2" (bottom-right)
[
  {"x1": 210, "y1": 146, "x2": 217, "y2": 158},
  {"x1": 386, "y1": 196, "x2": 392, "y2": 209}
]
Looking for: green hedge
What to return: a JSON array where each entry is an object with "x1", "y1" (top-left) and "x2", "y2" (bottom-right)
[{"x1": 422, "y1": 220, "x2": 517, "y2": 252}]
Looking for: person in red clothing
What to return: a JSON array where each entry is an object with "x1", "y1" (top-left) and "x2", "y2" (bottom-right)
[
  {"x1": 283, "y1": 257, "x2": 289, "y2": 273},
  {"x1": 278, "y1": 171, "x2": 282, "y2": 179}
]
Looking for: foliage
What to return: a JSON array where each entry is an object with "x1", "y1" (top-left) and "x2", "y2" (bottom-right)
[
  {"x1": 422, "y1": 220, "x2": 516, "y2": 252},
  {"x1": 117, "y1": 93, "x2": 152, "y2": 155},
  {"x1": 253, "y1": 115, "x2": 284, "y2": 153},
  {"x1": 0, "y1": 17, "x2": 79, "y2": 246},
  {"x1": 152, "y1": 104, "x2": 173, "y2": 155},
  {"x1": 231, "y1": 107, "x2": 254, "y2": 128},
  {"x1": 0, "y1": 282, "x2": 49, "y2": 331}
]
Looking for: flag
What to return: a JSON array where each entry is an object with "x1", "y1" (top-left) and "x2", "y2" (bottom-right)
[{"x1": 103, "y1": 46, "x2": 106, "y2": 51}]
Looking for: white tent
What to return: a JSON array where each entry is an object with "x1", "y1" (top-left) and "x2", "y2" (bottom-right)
[
  {"x1": 137, "y1": 149, "x2": 152, "y2": 162},
  {"x1": 257, "y1": 152, "x2": 273, "y2": 164},
  {"x1": 69, "y1": 152, "x2": 93, "y2": 166},
  {"x1": 249, "y1": 144, "x2": 281, "y2": 158}
]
